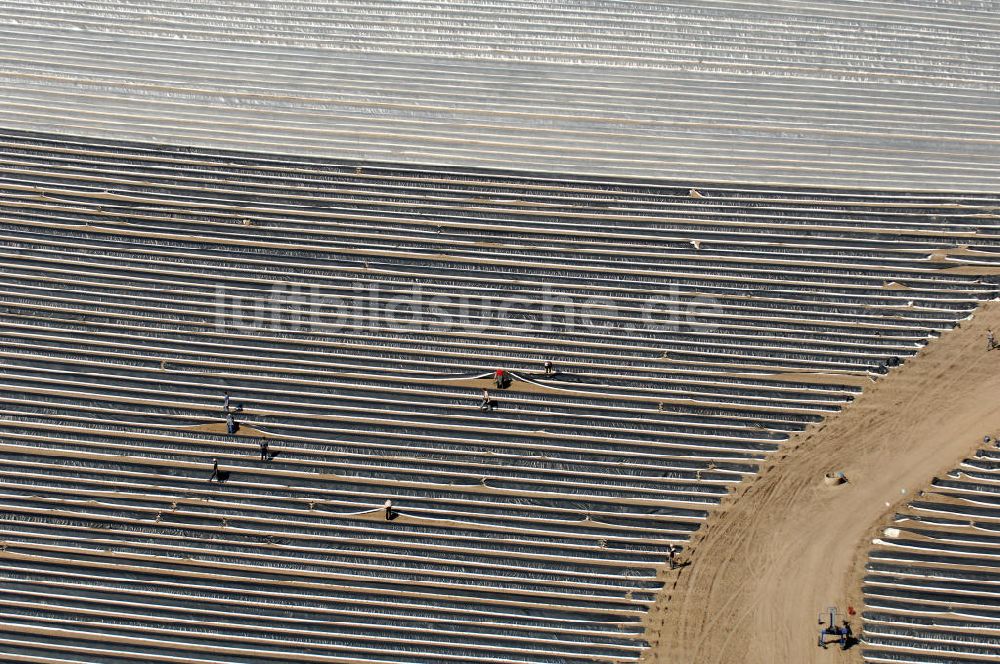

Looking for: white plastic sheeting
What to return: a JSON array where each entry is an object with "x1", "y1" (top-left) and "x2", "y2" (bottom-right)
[{"x1": 0, "y1": 1, "x2": 997, "y2": 190}]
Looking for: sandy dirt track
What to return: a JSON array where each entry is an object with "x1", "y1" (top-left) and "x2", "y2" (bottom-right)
[{"x1": 645, "y1": 301, "x2": 1000, "y2": 664}]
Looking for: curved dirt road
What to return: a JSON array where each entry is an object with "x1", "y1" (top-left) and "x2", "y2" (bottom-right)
[{"x1": 645, "y1": 301, "x2": 1000, "y2": 664}]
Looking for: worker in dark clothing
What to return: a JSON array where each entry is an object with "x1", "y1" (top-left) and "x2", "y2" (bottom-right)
[
  {"x1": 989, "y1": 329, "x2": 997, "y2": 351},
  {"x1": 543, "y1": 360, "x2": 553, "y2": 376},
  {"x1": 223, "y1": 391, "x2": 231, "y2": 412},
  {"x1": 260, "y1": 440, "x2": 269, "y2": 462},
  {"x1": 667, "y1": 544, "x2": 679, "y2": 570},
  {"x1": 226, "y1": 412, "x2": 237, "y2": 434},
  {"x1": 209, "y1": 458, "x2": 220, "y2": 482},
  {"x1": 480, "y1": 388, "x2": 493, "y2": 412},
  {"x1": 494, "y1": 369, "x2": 507, "y2": 389},
  {"x1": 384, "y1": 499, "x2": 393, "y2": 520}
]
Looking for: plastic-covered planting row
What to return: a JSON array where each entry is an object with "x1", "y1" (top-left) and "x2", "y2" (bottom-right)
[
  {"x1": 0, "y1": 321, "x2": 883, "y2": 396},
  {"x1": 0, "y1": 285, "x2": 964, "y2": 342},
  {"x1": 0, "y1": 225, "x2": 989, "y2": 308},
  {"x1": 0, "y1": 413, "x2": 769, "y2": 486},
  {"x1": 0, "y1": 353, "x2": 819, "y2": 426},
  {"x1": 0, "y1": 526, "x2": 663, "y2": 603},
  {"x1": 0, "y1": 430, "x2": 768, "y2": 487},
  {"x1": 0, "y1": 600, "x2": 644, "y2": 664},
  {"x1": 0, "y1": 49, "x2": 995, "y2": 135},
  {"x1": 0, "y1": 62, "x2": 994, "y2": 185},
  {"x1": 862, "y1": 443, "x2": 1000, "y2": 663},
  {"x1": 5, "y1": 227, "x2": 988, "y2": 296},
  {"x1": 0, "y1": 149, "x2": 982, "y2": 221},
  {"x1": 0, "y1": 14, "x2": 995, "y2": 73},
  {"x1": 0, "y1": 455, "x2": 740, "y2": 512},
  {"x1": 4, "y1": 171, "x2": 999, "y2": 250},
  {"x1": 0, "y1": 282, "x2": 971, "y2": 343},
  {"x1": 0, "y1": 308, "x2": 888, "y2": 384},
  {"x1": 2, "y1": 454, "x2": 729, "y2": 510},
  {"x1": 0, "y1": 163, "x2": 993, "y2": 242},
  {"x1": 0, "y1": 497, "x2": 671, "y2": 582},
  {"x1": 0, "y1": 417, "x2": 767, "y2": 476},
  {"x1": 0, "y1": 144, "x2": 991, "y2": 218},
  {"x1": 0, "y1": 227, "x2": 979, "y2": 308},
  {"x1": 0, "y1": 570, "x2": 645, "y2": 664},
  {"x1": 3, "y1": 196, "x2": 994, "y2": 265},
  {"x1": 0, "y1": 619, "x2": 631, "y2": 664},
  {"x1": 0, "y1": 262, "x2": 967, "y2": 340},
  {"x1": 0, "y1": 497, "x2": 682, "y2": 566},
  {"x1": 0, "y1": 441, "x2": 740, "y2": 520},
  {"x1": 0, "y1": 360, "x2": 799, "y2": 438},
  {"x1": 0, "y1": 516, "x2": 658, "y2": 602},
  {"x1": 7, "y1": 25, "x2": 989, "y2": 75},
  {"x1": 0, "y1": 129, "x2": 997, "y2": 210},
  {"x1": 0, "y1": 559, "x2": 652, "y2": 636},
  {"x1": 0, "y1": 290, "x2": 896, "y2": 368},
  {"x1": 0, "y1": 131, "x2": 993, "y2": 663},
  {"x1": 2, "y1": 384, "x2": 796, "y2": 456},
  {"x1": 0, "y1": 423, "x2": 740, "y2": 506},
  {"x1": 0, "y1": 30, "x2": 995, "y2": 104},
  {"x1": 0, "y1": 341, "x2": 896, "y2": 390},
  {"x1": 3, "y1": 0, "x2": 995, "y2": 46},
  {"x1": 0, "y1": 340, "x2": 859, "y2": 412},
  {"x1": 0, "y1": 499, "x2": 692, "y2": 569},
  {"x1": 0, "y1": 598, "x2": 643, "y2": 663},
  {"x1": 0, "y1": 384, "x2": 785, "y2": 452},
  {"x1": 0, "y1": 311, "x2": 914, "y2": 380},
  {"x1": 0, "y1": 479, "x2": 656, "y2": 663},
  {"x1": 0, "y1": 431, "x2": 718, "y2": 517},
  {"x1": 0, "y1": 355, "x2": 815, "y2": 426},
  {"x1": 0, "y1": 86, "x2": 989, "y2": 186},
  {"x1": 0, "y1": 462, "x2": 705, "y2": 548}
]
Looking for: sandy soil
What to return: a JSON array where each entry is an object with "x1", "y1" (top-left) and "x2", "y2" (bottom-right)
[
  {"x1": 182, "y1": 422, "x2": 269, "y2": 437},
  {"x1": 644, "y1": 301, "x2": 1000, "y2": 664}
]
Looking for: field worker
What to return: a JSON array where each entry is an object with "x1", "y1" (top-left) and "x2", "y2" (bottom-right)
[
  {"x1": 494, "y1": 369, "x2": 506, "y2": 389},
  {"x1": 989, "y1": 329, "x2": 996, "y2": 351},
  {"x1": 209, "y1": 458, "x2": 220, "y2": 482}
]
